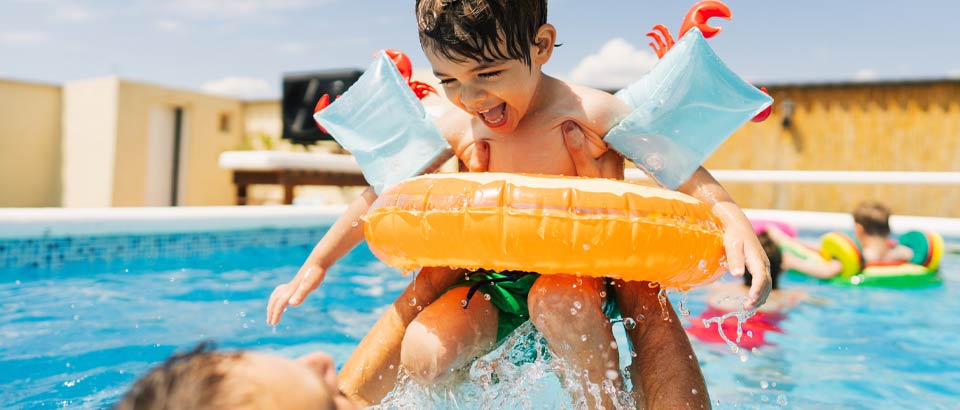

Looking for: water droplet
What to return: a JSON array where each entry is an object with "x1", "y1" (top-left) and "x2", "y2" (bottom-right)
[
  {"x1": 630, "y1": 351, "x2": 638, "y2": 358},
  {"x1": 408, "y1": 297, "x2": 417, "y2": 307},
  {"x1": 605, "y1": 369, "x2": 619, "y2": 380},
  {"x1": 15, "y1": 280, "x2": 20, "y2": 285},
  {"x1": 416, "y1": 305, "x2": 423, "y2": 311},
  {"x1": 610, "y1": 341, "x2": 618, "y2": 350},
  {"x1": 351, "y1": 220, "x2": 359, "y2": 227},
  {"x1": 648, "y1": 282, "x2": 659, "y2": 288},
  {"x1": 169, "y1": 276, "x2": 175, "y2": 282},
  {"x1": 688, "y1": 354, "x2": 693, "y2": 359},
  {"x1": 570, "y1": 308, "x2": 578, "y2": 315},
  {"x1": 692, "y1": 388, "x2": 698, "y2": 395},
  {"x1": 573, "y1": 301, "x2": 582, "y2": 310},
  {"x1": 388, "y1": 364, "x2": 395, "y2": 370},
  {"x1": 70, "y1": 304, "x2": 75, "y2": 309},
  {"x1": 582, "y1": 244, "x2": 590, "y2": 251},
  {"x1": 242, "y1": 323, "x2": 248, "y2": 329},
  {"x1": 460, "y1": 299, "x2": 468, "y2": 307},
  {"x1": 239, "y1": 311, "x2": 247, "y2": 318},
  {"x1": 72, "y1": 315, "x2": 79, "y2": 321},
  {"x1": 698, "y1": 259, "x2": 707, "y2": 270},
  {"x1": 580, "y1": 334, "x2": 588, "y2": 342},
  {"x1": 776, "y1": 394, "x2": 788, "y2": 405},
  {"x1": 483, "y1": 293, "x2": 491, "y2": 301},
  {"x1": 223, "y1": 300, "x2": 229, "y2": 305},
  {"x1": 599, "y1": 290, "x2": 607, "y2": 298},
  {"x1": 760, "y1": 380, "x2": 769, "y2": 389},
  {"x1": 747, "y1": 330, "x2": 754, "y2": 338},
  {"x1": 623, "y1": 318, "x2": 637, "y2": 330}
]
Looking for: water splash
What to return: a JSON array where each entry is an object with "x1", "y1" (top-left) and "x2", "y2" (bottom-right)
[
  {"x1": 374, "y1": 322, "x2": 635, "y2": 409},
  {"x1": 700, "y1": 302, "x2": 757, "y2": 354}
]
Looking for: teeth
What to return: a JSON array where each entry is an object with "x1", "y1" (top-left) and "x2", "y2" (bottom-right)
[{"x1": 479, "y1": 105, "x2": 504, "y2": 125}]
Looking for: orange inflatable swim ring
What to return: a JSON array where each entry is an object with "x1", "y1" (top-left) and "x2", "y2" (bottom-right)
[{"x1": 363, "y1": 173, "x2": 727, "y2": 288}]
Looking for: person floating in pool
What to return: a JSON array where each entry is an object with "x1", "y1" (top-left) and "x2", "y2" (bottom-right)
[
  {"x1": 116, "y1": 343, "x2": 358, "y2": 410},
  {"x1": 767, "y1": 201, "x2": 913, "y2": 279},
  {"x1": 266, "y1": 0, "x2": 772, "y2": 408},
  {"x1": 687, "y1": 232, "x2": 815, "y2": 349}
]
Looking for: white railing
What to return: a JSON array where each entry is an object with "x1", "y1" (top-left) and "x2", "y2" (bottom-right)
[{"x1": 625, "y1": 169, "x2": 960, "y2": 185}]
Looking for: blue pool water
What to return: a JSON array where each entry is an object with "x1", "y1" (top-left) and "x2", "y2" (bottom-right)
[{"x1": 2, "y1": 228, "x2": 959, "y2": 409}]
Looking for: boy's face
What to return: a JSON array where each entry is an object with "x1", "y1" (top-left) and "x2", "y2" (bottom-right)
[{"x1": 426, "y1": 30, "x2": 551, "y2": 135}]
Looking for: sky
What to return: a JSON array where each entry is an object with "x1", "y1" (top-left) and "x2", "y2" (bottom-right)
[{"x1": 2, "y1": 0, "x2": 959, "y2": 100}]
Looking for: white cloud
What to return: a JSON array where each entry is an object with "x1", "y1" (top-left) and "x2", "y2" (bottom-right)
[
  {"x1": 276, "y1": 42, "x2": 308, "y2": 54},
  {"x1": 947, "y1": 69, "x2": 960, "y2": 79},
  {"x1": 51, "y1": 3, "x2": 97, "y2": 22},
  {"x1": 567, "y1": 38, "x2": 658, "y2": 89},
  {"x1": 164, "y1": 0, "x2": 324, "y2": 18},
  {"x1": 201, "y1": 76, "x2": 275, "y2": 100},
  {"x1": 0, "y1": 30, "x2": 48, "y2": 45},
  {"x1": 154, "y1": 20, "x2": 184, "y2": 33},
  {"x1": 853, "y1": 68, "x2": 879, "y2": 82}
]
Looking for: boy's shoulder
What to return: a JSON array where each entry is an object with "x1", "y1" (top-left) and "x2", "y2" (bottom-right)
[{"x1": 547, "y1": 78, "x2": 631, "y2": 136}]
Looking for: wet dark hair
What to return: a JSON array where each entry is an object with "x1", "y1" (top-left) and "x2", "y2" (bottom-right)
[
  {"x1": 416, "y1": 0, "x2": 548, "y2": 66},
  {"x1": 852, "y1": 200, "x2": 892, "y2": 236},
  {"x1": 744, "y1": 232, "x2": 782, "y2": 290},
  {"x1": 115, "y1": 342, "x2": 243, "y2": 410}
]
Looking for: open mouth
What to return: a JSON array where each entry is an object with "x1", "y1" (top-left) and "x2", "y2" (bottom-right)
[{"x1": 478, "y1": 103, "x2": 507, "y2": 128}]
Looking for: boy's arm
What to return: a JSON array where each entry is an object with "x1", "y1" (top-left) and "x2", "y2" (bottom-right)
[
  {"x1": 267, "y1": 187, "x2": 377, "y2": 326},
  {"x1": 677, "y1": 167, "x2": 772, "y2": 310}
]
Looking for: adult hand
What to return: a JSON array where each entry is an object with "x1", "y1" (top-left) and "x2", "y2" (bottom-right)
[{"x1": 560, "y1": 120, "x2": 623, "y2": 179}]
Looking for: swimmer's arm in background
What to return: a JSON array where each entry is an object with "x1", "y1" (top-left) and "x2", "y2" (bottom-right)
[
  {"x1": 678, "y1": 168, "x2": 772, "y2": 311},
  {"x1": 783, "y1": 254, "x2": 843, "y2": 280},
  {"x1": 890, "y1": 244, "x2": 915, "y2": 264}
]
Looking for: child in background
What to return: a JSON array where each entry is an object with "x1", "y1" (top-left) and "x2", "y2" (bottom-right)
[
  {"x1": 767, "y1": 201, "x2": 913, "y2": 279},
  {"x1": 267, "y1": 0, "x2": 772, "y2": 408}
]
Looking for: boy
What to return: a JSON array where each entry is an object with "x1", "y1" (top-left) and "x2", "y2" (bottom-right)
[
  {"x1": 767, "y1": 201, "x2": 913, "y2": 279},
  {"x1": 267, "y1": 0, "x2": 771, "y2": 408},
  {"x1": 116, "y1": 343, "x2": 357, "y2": 410}
]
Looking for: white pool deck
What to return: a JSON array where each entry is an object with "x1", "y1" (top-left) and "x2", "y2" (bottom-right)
[{"x1": 1, "y1": 206, "x2": 959, "y2": 241}]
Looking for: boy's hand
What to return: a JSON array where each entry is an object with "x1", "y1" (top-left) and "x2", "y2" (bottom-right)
[
  {"x1": 723, "y1": 225, "x2": 772, "y2": 310},
  {"x1": 267, "y1": 263, "x2": 327, "y2": 326}
]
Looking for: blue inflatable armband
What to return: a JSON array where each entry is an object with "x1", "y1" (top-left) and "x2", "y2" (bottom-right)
[
  {"x1": 608, "y1": 28, "x2": 772, "y2": 189},
  {"x1": 315, "y1": 52, "x2": 453, "y2": 193}
]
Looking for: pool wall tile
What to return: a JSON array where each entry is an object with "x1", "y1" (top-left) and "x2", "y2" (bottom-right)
[{"x1": 0, "y1": 228, "x2": 329, "y2": 270}]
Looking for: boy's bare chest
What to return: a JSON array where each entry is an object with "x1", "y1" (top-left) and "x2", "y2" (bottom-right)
[{"x1": 479, "y1": 127, "x2": 578, "y2": 175}]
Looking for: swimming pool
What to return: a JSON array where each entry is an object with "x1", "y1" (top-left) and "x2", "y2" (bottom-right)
[{"x1": 2, "y1": 225, "x2": 958, "y2": 409}]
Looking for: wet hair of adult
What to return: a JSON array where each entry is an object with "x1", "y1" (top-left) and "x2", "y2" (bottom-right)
[
  {"x1": 416, "y1": 0, "x2": 548, "y2": 66},
  {"x1": 115, "y1": 342, "x2": 243, "y2": 410},
  {"x1": 744, "y1": 232, "x2": 782, "y2": 290}
]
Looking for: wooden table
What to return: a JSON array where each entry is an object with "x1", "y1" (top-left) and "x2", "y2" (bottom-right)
[{"x1": 219, "y1": 151, "x2": 368, "y2": 205}]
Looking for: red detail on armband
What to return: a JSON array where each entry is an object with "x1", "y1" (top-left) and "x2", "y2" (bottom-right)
[{"x1": 751, "y1": 87, "x2": 773, "y2": 122}]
